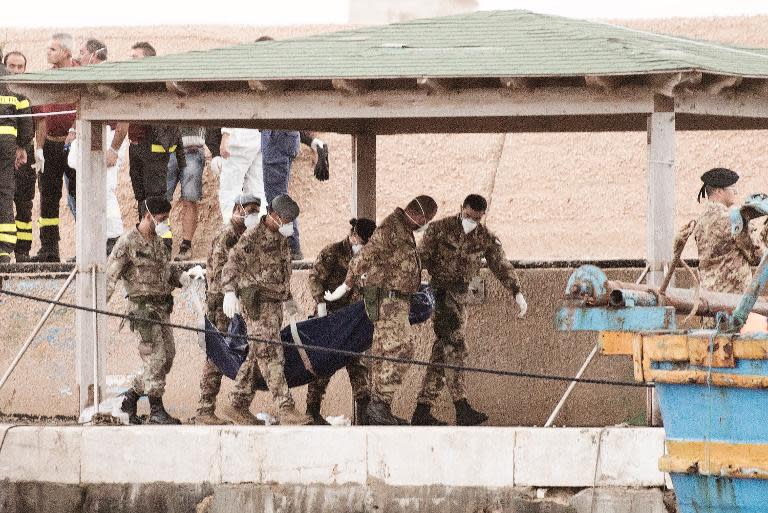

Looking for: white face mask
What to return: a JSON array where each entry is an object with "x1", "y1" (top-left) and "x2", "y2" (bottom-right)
[
  {"x1": 415, "y1": 223, "x2": 429, "y2": 234},
  {"x1": 244, "y1": 213, "x2": 259, "y2": 229},
  {"x1": 462, "y1": 217, "x2": 478, "y2": 234},
  {"x1": 278, "y1": 222, "x2": 294, "y2": 237},
  {"x1": 154, "y1": 220, "x2": 171, "y2": 237},
  {"x1": 352, "y1": 243, "x2": 363, "y2": 255}
]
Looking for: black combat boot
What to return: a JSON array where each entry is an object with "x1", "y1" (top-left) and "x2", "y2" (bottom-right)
[
  {"x1": 366, "y1": 398, "x2": 409, "y2": 426},
  {"x1": 306, "y1": 402, "x2": 330, "y2": 425},
  {"x1": 354, "y1": 396, "x2": 370, "y2": 425},
  {"x1": 120, "y1": 389, "x2": 143, "y2": 425},
  {"x1": 411, "y1": 403, "x2": 447, "y2": 426},
  {"x1": 147, "y1": 395, "x2": 181, "y2": 425},
  {"x1": 454, "y1": 399, "x2": 488, "y2": 426}
]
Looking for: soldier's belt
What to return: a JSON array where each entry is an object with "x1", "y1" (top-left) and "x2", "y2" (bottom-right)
[{"x1": 129, "y1": 294, "x2": 173, "y2": 307}]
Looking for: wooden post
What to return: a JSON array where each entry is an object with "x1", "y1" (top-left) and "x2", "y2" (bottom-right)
[
  {"x1": 75, "y1": 120, "x2": 107, "y2": 413},
  {"x1": 646, "y1": 94, "x2": 676, "y2": 426},
  {"x1": 352, "y1": 133, "x2": 377, "y2": 220}
]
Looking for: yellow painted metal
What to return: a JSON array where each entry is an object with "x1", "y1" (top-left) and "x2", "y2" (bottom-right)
[
  {"x1": 598, "y1": 331, "x2": 633, "y2": 354},
  {"x1": 661, "y1": 440, "x2": 768, "y2": 479}
]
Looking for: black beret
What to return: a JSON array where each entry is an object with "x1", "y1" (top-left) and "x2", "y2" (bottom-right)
[
  {"x1": 350, "y1": 217, "x2": 376, "y2": 243},
  {"x1": 698, "y1": 168, "x2": 739, "y2": 202}
]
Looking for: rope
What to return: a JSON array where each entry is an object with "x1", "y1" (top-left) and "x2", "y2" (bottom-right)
[
  {"x1": 0, "y1": 287, "x2": 653, "y2": 389},
  {"x1": 0, "y1": 109, "x2": 77, "y2": 119}
]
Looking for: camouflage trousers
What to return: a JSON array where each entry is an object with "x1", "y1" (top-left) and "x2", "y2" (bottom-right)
[
  {"x1": 306, "y1": 358, "x2": 369, "y2": 406},
  {"x1": 197, "y1": 295, "x2": 227, "y2": 415},
  {"x1": 230, "y1": 299, "x2": 293, "y2": 409},
  {"x1": 370, "y1": 297, "x2": 414, "y2": 405},
  {"x1": 417, "y1": 289, "x2": 467, "y2": 406},
  {"x1": 130, "y1": 300, "x2": 175, "y2": 397}
]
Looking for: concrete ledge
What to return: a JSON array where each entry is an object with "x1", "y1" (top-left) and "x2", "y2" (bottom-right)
[{"x1": 0, "y1": 425, "x2": 666, "y2": 488}]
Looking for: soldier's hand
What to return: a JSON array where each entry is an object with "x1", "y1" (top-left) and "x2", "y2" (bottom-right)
[
  {"x1": 33, "y1": 148, "x2": 45, "y2": 174},
  {"x1": 210, "y1": 156, "x2": 224, "y2": 176},
  {"x1": 324, "y1": 283, "x2": 349, "y2": 302},
  {"x1": 515, "y1": 292, "x2": 528, "y2": 319},
  {"x1": 223, "y1": 291, "x2": 242, "y2": 318},
  {"x1": 105, "y1": 148, "x2": 119, "y2": 168},
  {"x1": 317, "y1": 302, "x2": 328, "y2": 317},
  {"x1": 14, "y1": 147, "x2": 27, "y2": 170},
  {"x1": 187, "y1": 265, "x2": 206, "y2": 280}
]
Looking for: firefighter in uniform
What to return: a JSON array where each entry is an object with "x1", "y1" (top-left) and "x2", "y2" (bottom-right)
[{"x1": 0, "y1": 64, "x2": 34, "y2": 263}]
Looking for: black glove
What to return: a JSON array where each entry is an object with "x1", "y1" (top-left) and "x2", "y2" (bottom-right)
[{"x1": 314, "y1": 143, "x2": 329, "y2": 181}]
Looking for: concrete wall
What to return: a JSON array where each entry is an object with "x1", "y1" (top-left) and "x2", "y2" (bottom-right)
[
  {"x1": 0, "y1": 425, "x2": 668, "y2": 513},
  {"x1": 0, "y1": 267, "x2": 657, "y2": 425}
]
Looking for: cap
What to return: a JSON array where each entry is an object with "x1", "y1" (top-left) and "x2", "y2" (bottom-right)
[
  {"x1": 350, "y1": 217, "x2": 376, "y2": 243},
  {"x1": 698, "y1": 168, "x2": 739, "y2": 202},
  {"x1": 234, "y1": 193, "x2": 261, "y2": 208},
  {"x1": 271, "y1": 194, "x2": 300, "y2": 222}
]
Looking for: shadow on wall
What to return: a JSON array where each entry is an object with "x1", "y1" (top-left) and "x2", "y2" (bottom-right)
[{"x1": 0, "y1": 267, "x2": 678, "y2": 426}]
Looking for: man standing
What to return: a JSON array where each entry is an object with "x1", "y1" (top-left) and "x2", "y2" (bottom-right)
[
  {"x1": 107, "y1": 196, "x2": 197, "y2": 424},
  {"x1": 0, "y1": 64, "x2": 33, "y2": 263},
  {"x1": 412, "y1": 194, "x2": 527, "y2": 426},
  {"x1": 215, "y1": 128, "x2": 266, "y2": 224},
  {"x1": 195, "y1": 193, "x2": 262, "y2": 425},
  {"x1": 306, "y1": 217, "x2": 376, "y2": 424},
  {"x1": 31, "y1": 33, "x2": 78, "y2": 262},
  {"x1": 220, "y1": 194, "x2": 312, "y2": 425},
  {"x1": 326, "y1": 195, "x2": 438, "y2": 425},
  {"x1": 694, "y1": 168, "x2": 766, "y2": 294},
  {"x1": 3, "y1": 52, "x2": 36, "y2": 262},
  {"x1": 167, "y1": 127, "x2": 206, "y2": 260}
]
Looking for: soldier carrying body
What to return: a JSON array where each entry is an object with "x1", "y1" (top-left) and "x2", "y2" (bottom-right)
[
  {"x1": 194, "y1": 193, "x2": 262, "y2": 425},
  {"x1": 306, "y1": 217, "x2": 376, "y2": 425},
  {"x1": 412, "y1": 194, "x2": 527, "y2": 426},
  {"x1": 106, "y1": 196, "x2": 202, "y2": 424},
  {"x1": 326, "y1": 195, "x2": 438, "y2": 425},
  {"x1": 220, "y1": 194, "x2": 312, "y2": 425}
]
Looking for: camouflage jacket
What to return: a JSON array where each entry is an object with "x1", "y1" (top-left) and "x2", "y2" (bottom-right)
[
  {"x1": 206, "y1": 221, "x2": 246, "y2": 296},
  {"x1": 309, "y1": 237, "x2": 357, "y2": 308},
  {"x1": 420, "y1": 214, "x2": 521, "y2": 295},
  {"x1": 345, "y1": 208, "x2": 421, "y2": 294},
  {"x1": 694, "y1": 201, "x2": 764, "y2": 294},
  {"x1": 106, "y1": 226, "x2": 182, "y2": 301},
  {"x1": 221, "y1": 217, "x2": 292, "y2": 301}
]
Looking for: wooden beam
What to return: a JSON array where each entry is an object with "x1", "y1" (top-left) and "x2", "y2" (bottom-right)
[
  {"x1": 78, "y1": 86, "x2": 657, "y2": 124},
  {"x1": 352, "y1": 133, "x2": 376, "y2": 220},
  {"x1": 704, "y1": 75, "x2": 743, "y2": 95},
  {"x1": 247, "y1": 80, "x2": 286, "y2": 93},
  {"x1": 584, "y1": 75, "x2": 624, "y2": 91},
  {"x1": 75, "y1": 120, "x2": 107, "y2": 413},
  {"x1": 85, "y1": 83, "x2": 120, "y2": 100},
  {"x1": 165, "y1": 81, "x2": 197, "y2": 97},
  {"x1": 331, "y1": 79, "x2": 369, "y2": 94},
  {"x1": 676, "y1": 89, "x2": 768, "y2": 118},
  {"x1": 647, "y1": 72, "x2": 702, "y2": 97}
]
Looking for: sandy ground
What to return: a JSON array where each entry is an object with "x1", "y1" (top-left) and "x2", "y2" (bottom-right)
[{"x1": 1, "y1": 16, "x2": 767, "y2": 262}]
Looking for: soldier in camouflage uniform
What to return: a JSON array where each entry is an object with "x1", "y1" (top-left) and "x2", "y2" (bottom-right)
[
  {"x1": 306, "y1": 217, "x2": 376, "y2": 425},
  {"x1": 326, "y1": 196, "x2": 438, "y2": 425},
  {"x1": 412, "y1": 194, "x2": 527, "y2": 426},
  {"x1": 194, "y1": 194, "x2": 262, "y2": 425},
  {"x1": 107, "y1": 196, "x2": 195, "y2": 425},
  {"x1": 220, "y1": 194, "x2": 312, "y2": 425},
  {"x1": 693, "y1": 168, "x2": 766, "y2": 295}
]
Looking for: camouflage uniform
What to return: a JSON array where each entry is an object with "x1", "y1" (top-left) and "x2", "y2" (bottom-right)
[
  {"x1": 197, "y1": 221, "x2": 264, "y2": 415},
  {"x1": 416, "y1": 214, "x2": 521, "y2": 406},
  {"x1": 106, "y1": 226, "x2": 183, "y2": 397},
  {"x1": 221, "y1": 217, "x2": 294, "y2": 409},
  {"x1": 307, "y1": 237, "x2": 369, "y2": 404},
  {"x1": 694, "y1": 202, "x2": 764, "y2": 294},
  {"x1": 345, "y1": 209, "x2": 421, "y2": 405}
]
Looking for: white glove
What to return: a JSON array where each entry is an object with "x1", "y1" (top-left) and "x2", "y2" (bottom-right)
[
  {"x1": 210, "y1": 156, "x2": 223, "y2": 176},
  {"x1": 187, "y1": 265, "x2": 206, "y2": 280},
  {"x1": 515, "y1": 292, "x2": 528, "y2": 319},
  {"x1": 284, "y1": 299, "x2": 299, "y2": 319},
  {"x1": 33, "y1": 148, "x2": 45, "y2": 173},
  {"x1": 223, "y1": 291, "x2": 241, "y2": 318},
  {"x1": 310, "y1": 138, "x2": 325, "y2": 151},
  {"x1": 324, "y1": 283, "x2": 349, "y2": 302},
  {"x1": 317, "y1": 302, "x2": 327, "y2": 318}
]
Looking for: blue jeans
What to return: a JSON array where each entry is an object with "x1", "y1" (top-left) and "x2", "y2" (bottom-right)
[
  {"x1": 166, "y1": 147, "x2": 204, "y2": 202},
  {"x1": 263, "y1": 158, "x2": 300, "y2": 255}
]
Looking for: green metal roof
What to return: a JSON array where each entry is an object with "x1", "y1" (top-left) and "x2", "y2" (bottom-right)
[{"x1": 9, "y1": 10, "x2": 768, "y2": 84}]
